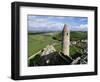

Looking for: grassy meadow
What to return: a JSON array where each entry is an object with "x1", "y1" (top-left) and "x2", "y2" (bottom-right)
[
  {"x1": 28, "y1": 31, "x2": 87, "y2": 58},
  {"x1": 28, "y1": 32, "x2": 61, "y2": 57}
]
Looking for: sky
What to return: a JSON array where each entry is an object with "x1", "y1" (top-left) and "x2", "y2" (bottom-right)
[{"x1": 28, "y1": 15, "x2": 88, "y2": 32}]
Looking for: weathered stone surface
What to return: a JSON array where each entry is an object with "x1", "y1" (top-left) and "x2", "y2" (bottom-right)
[
  {"x1": 71, "y1": 57, "x2": 81, "y2": 64},
  {"x1": 62, "y1": 24, "x2": 70, "y2": 56},
  {"x1": 41, "y1": 45, "x2": 56, "y2": 56}
]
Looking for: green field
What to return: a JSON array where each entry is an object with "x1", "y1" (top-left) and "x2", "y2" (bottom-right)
[
  {"x1": 28, "y1": 32, "x2": 61, "y2": 57},
  {"x1": 28, "y1": 31, "x2": 87, "y2": 58}
]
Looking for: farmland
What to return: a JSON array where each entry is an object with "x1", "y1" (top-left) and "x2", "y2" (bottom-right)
[
  {"x1": 28, "y1": 32, "x2": 60, "y2": 57},
  {"x1": 28, "y1": 31, "x2": 87, "y2": 58}
]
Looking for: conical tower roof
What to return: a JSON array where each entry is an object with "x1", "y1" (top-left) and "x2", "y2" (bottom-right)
[{"x1": 63, "y1": 24, "x2": 69, "y2": 32}]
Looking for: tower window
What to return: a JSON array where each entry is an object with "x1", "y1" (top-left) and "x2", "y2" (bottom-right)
[{"x1": 67, "y1": 33, "x2": 68, "y2": 35}]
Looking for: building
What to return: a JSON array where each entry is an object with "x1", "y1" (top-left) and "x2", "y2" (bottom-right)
[{"x1": 62, "y1": 24, "x2": 70, "y2": 56}]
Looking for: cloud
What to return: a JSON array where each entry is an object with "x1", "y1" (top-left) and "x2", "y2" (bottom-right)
[
  {"x1": 28, "y1": 16, "x2": 37, "y2": 21},
  {"x1": 80, "y1": 24, "x2": 88, "y2": 31},
  {"x1": 79, "y1": 18, "x2": 88, "y2": 22},
  {"x1": 28, "y1": 20, "x2": 64, "y2": 32},
  {"x1": 80, "y1": 24, "x2": 87, "y2": 28},
  {"x1": 70, "y1": 24, "x2": 87, "y2": 31},
  {"x1": 28, "y1": 15, "x2": 88, "y2": 32}
]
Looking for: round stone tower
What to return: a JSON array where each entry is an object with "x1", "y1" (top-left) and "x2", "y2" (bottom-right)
[{"x1": 62, "y1": 24, "x2": 70, "y2": 56}]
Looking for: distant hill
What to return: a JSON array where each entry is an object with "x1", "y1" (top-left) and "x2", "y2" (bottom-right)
[
  {"x1": 52, "y1": 31, "x2": 87, "y2": 41},
  {"x1": 70, "y1": 31, "x2": 87, "y2": 41}
]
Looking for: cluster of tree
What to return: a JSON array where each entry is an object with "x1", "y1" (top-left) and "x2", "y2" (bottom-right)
[
  {"x1": 52, "y1": 31, "x2": 87, "y2": 41},
  {"x1": 70, "y1": 31, "x2": 87, "y2": 41}
]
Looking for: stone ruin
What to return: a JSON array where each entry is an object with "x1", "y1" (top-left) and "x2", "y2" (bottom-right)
[{"x1": 29, "y1": 24, "x2": 87, "y2": 66}]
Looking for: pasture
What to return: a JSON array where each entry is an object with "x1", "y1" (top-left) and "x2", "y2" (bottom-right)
[{"x1": 28, "y1": 31, "x2": 87, "y2": 58}]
